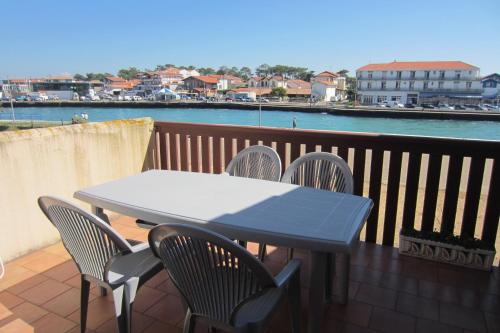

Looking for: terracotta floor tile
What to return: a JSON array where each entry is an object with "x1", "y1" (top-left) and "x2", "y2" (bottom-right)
[
  {"x1": 350, "y1": 266, "x2": 383, "y2": 286},
  {"x1": 401, "y1": 260, "x2": 439, "y2": 282},
  {"x1": 144, "y1": 271, "x2": 169, "y2": 289},
  {"x1": 42, "y1": 242, "x2": 71, "y2": 259},
  {"x1": 440, "y1": 302, "x2": 487, "y2": 332},
  {"x1": 0, "y1": 266, "x2": 37, "y2": 292},
  {"x1": 0, "y1": 318, "x2": 34, "y2": 333},
  {"x1": 95, "y1": 311, "x2": 154, "y2": 333},
  {"x1": 396, "y1": 292, "x2": 439, "y2": 321},
  {"x1": 141, "y1": 321, "x2": 182, "y2": 333},
  {"x1": 10, "y1": 302, "x2": 48, "y2": 324},
  {"x1": 355, "y1": 284, "x2": 397, "y2": 309},
  {"x1": 419, "y1": 280, "x2": 459, "y2": 303},
  {"x1": 42, "y1": 260, "x2": 79, "y2": 282},
  {"x1": 18, "y1": 279, "x2": 70, "y2": 305},
  {"x1": 144, "y1": 294, "x2": 185, "y2": 326},
  {"x1": 67, "y1": 297, "x2": 116, "y2": 330},
  {"x1": 156, "y1": 279, "x2": 181, "y2": 297},
  {"x1": 133, "y1": 286, "x2": 167, "y2": 313},
  {"x1": 378, "y1": 272, "x2": 419, "y2": 295},
  {"x1": 6, "y1": 274, "x2": 48, "y2": 295},
  {"x1": 416, "y1": 318, "x2": 462, "y2": 333},
  {"x1": 369, "y1": 307, "x2": 416, "y2": 333},
  {"x1": 342, "y1": 323, "x2": 378, "y2": 333},
  {"x1": 0, "y1": 303, "x2": 12, "y2": 321},
  {"x1": 20, "y1": 252, "x2": 68, "y2": 273},
  {"x1": 480, "y1": 293, "x2": 500, "y2": 314},
  {"x1": 0, "y1": 292, "x2": 24, "y2": 308},
  {"x1": 326, "y1": 300, "x2": 373, "y2": 327},
  {"x1": 43, "y1": 288, "x2": 97, "y2": 317},
  {"x1": 32, "y1": 313, "x2": 77, "y2": 333}
]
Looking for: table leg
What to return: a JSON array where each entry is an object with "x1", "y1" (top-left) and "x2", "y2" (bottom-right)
[
  {"x1": 91, "y1": 206, "x2": 110, "y2": 224},
  {"x1": 91, "y1": 205, "x2": 109, "y2": 297},
  {"x1": 336, "y1": 253, "x2": 351, "y2": 304},
  {"x1": 308, "y1": 251, "x2": 326, "y2": 333}
]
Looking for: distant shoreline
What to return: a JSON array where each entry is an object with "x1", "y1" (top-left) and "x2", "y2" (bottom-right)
[{"x1": 2, "y1": 100, "x2": 500, "y2": 122}]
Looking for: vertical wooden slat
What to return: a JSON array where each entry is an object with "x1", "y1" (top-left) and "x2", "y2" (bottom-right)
[
  {"x1": 365, "y1": 149, "x2": 383, "y2": 243},
  {"x1": 202, "y1": 136, "x2": 210, "y2": 173},
  {"x1": 482, "y1": 159, "x2": 500, "y2": 246},
  {"x1": 158, "y1": 130, "x2": 168, "y2": 170},
  {"x1": 383, "y1": 150, "x2": 403, "y2": 246},
  {"x1": 353, "y1": 148, "x2": 366, "y2": 196},
  {"x1": 460, "y1": 156, "x2": 486, "y2": 237},
  {"x1": 421, "y1": 154, "x2": 442, "y2": 232},
  {"x1": 178, "y1": 134, "x2": 188, "y2": 171},
  {"x1": 402, "y1": 152, "x2": 422, "y2": 230},
  {"x1": 440, "y1": 155, "x2": 463, "y2": 234},
  {"x1": 213, "y1": 137, "x2": 223, "y2": 174}
]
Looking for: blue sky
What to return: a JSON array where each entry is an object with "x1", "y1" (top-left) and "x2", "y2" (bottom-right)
[{"x1": 1, "y1": 0, "x2": 499, "y2": 78}]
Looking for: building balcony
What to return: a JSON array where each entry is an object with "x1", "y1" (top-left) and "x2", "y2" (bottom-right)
[
  {"x1": 359, "y1": 87, "x2": 483, "y2": 94},
  {"x1": 1, "y1": 118, "x2": 500, "y2": 332},
  {"x1": 358, "y1": 76, "x2": 480, "y2": 81}
]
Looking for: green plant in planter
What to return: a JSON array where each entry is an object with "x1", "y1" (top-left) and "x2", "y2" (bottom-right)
[{"x1": 401, "y1": 228, "x2": 494, "y2": 251}]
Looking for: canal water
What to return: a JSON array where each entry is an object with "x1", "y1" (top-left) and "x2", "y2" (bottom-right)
[{"x1": 1, "y1": 106, "x2": 499, "y2": 140}]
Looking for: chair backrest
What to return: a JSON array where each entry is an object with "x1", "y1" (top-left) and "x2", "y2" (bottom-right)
[
  {"x1": 38, "y1": 196, "x2": 132, "y2": 282},
  {"x1": 281, "y1": 152, "x2": 354, "y2": 194},
  {"x1": 225, "y1": 145, "x2": 282, "y2": 182},
  {"x1": 149, "y1": 224, "x2": 277, "y2": 325}
]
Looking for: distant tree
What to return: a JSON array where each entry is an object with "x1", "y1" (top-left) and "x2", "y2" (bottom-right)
[
  {"x1": 271, "y1": 87, "x2": 287, "y2": 97},
  {"x1": 198, "y1": 67, "x2": 216, "y2": 75},
  {"x1": 228, "y1": 66, "x2": 240, "y2": 76},
  {"x1": 346, "y1": 77, "x2": 357, "y2": 101},
  {"x1": 73, "y1": 74, "x2": 86, "y2": 81},
  {"x1": 186, "y1": 65, "x2": 196, "y2": 70},
  {"x1": 239, "y1": 67, "x2": 252, "y2": 80},
  {"x1": 117, "y1": 67, "x2": 140, "y2": 80},
  {"x1": 216, "y1": 66, "x2": 229, "y2": 75},
  {"x1": 255, "y1": 64, "x2": 271, "y2": 77},
  {"x1": 338, "y1": 69, "x2": 349, "y2": 77},
  {"x1": 298, "y1": 70, "x2": 315, "y2": 82},
  {"x1": 155, "y1": 65, "x2": 166, "y2": 71},
  {"x1": 85, "y1": 73, "x2": 111, "y2": 81}
]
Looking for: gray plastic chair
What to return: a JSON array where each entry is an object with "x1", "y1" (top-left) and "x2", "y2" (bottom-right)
[
  {"x1": 38, "y1": 196, "x2": 163, "y2": 333},
  {"x1": 224, "y1": 145, "x2": 282, "y2": 182},
  {"x1": 281, "y1": 151, "x2": 353, "y2": 193},
  {"x1": 148, "y1": 223, "x2": 301, "y2": 333},
  {"x1": 281, "y1": 152, "x2": 354, "y2": 301}
]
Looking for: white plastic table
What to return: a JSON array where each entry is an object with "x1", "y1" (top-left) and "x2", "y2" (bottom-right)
[{"x1": 74, "y1": 170, "x2": 373, "y2": 333}]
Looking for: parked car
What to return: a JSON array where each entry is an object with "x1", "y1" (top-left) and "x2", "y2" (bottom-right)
[
  {"x1": 437, "y1": 103, "x2": 455, "y2": 110},
  {"x1": 386, "y1": 101, "x2": 404, "y2": 108},
  {"x1": 47, "y1": 95, "x2": 60, "y2": 101},
  {"x1": 453, "y1": 104, "x2": 466, "y2": 110},
  {"x1": 376, "y1": 102, "x2": 388, "y2": 108},
  {"x1": 225, "y1": 97, "x2": 234, "y2": 102},
  {"x1": 132, "y1": 95, "x2": 142, "y2": 101},
  {"x1": 404, "y1": 103, "x2": 416, "y2": 108},
  {"x1": 421, "y1": 104, "x2": 436, "y2": 109},
  {"x1": 123, "y1": 95, "x2": 132, "y2": 101},
  {"x1": 257, "y1": 97, "x2": 270, "y2": 103},
  {"x1": 15, "y1": 95, "x2": 30, "y2": 102}
]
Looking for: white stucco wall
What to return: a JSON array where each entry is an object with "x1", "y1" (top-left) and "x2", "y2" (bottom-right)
[{"x1": 0, "y1": 118, "x2": 155, "y2": 262}]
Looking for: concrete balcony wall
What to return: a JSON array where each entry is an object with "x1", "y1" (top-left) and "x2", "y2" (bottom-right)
[{"x1": 0, "y1": 118, "x2": 155, "y2": 262}]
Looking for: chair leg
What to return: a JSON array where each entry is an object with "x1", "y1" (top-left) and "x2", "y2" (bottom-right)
[
  {"x1": 288, "y1": 270, "x2": 301, "y2": 333},
  {"x1": 183, "y1": 308, "x2": 196, "y2": 333},
  {"x1": 257, "y1": 243, "x2": 267, "y2": 262},
  {"x1": 111, "y1": 286, "x2": 127, "y2": 333},
  {"x1": 238, "y1": 240, "x2": 247, "y2": 248},
  {"x1": 80, "y1": 277, "x2": 90, "y2": 333}
]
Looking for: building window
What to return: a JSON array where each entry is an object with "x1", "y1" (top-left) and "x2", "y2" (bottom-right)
[
  {"x1": 439, "y1": 71, "x2": 445, "y2": 79},
  {"x1": 438, "y1": 81, "x2": 444, "y2": 89},
  {"x1": 424, "y1": 71, "x2": 430, "y2": 79},
  {"x1": 377, "y1": 96, "x2": 385, "y2": 103},
  {"x1": 367, "y1": 82, "x2": 372, "y2": 89},
  {"x1": 396, "y1": 71, "x2": 402, "y2": 79},
  {"x1": 410, "y1": 71, "x2": 416, "y2": 79},
  {"x1": 455, "y1": 71, "x2": 461, "y2": 79},
  {"x1": 381, "y1": 81, "x2": 386, "y2": 90},
  {"x1": 423, "y1": 82, "x2": 429, "y2": 90},
  {"x1": 368, "y1": 71, "x2": 373, "y2": 79},
  {"x1": 395, "y1": 81, "x2": 400, "y2": 90},
  {"x1": 466, "y1": 82, "x2": 472, "y2": 89},
  {"x1": 382, "y1": 71, "x2": 387, "y2": 78},
  {"x1": 409, "y1": 81, "x2": 415, "y2": 90},
  {"x1": 391, "y1": 96, "x2": 400, "y2": 101}
]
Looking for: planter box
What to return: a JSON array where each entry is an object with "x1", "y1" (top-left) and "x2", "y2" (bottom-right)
[{"x1": 399, "y1": 234, "x2": 495, "y2": 271}]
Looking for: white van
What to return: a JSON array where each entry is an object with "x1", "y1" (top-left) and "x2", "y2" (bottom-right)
[{"x1": 386, "y1": 101, "x2": 404, "y2": 108}]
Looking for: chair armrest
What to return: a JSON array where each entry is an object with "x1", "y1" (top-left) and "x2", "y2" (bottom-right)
[
  {"x1": 136, "y1": 219, "x2": 156, "y2": 229},
  {"x1": 274, "y1": 259, "x2": 301, "y2": 288}
]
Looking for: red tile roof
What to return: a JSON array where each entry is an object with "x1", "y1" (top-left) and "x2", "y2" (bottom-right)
[
  {"x1": 315, "y1": 71, "x2": 340, "y2": 78},
  {"x1": 105, "y1": 76, "x2": 126, "y2": 82},
  {"x1": 189, "y1": 76, "x2": 219, "y2": 84},
  {"x1": 357, "y1": 61, "x2": 478, "y2": 71}
]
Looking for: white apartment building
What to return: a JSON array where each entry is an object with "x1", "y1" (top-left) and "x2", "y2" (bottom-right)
[{"x1": 356, "y1": 61, "x2": 482, "y2": 105}]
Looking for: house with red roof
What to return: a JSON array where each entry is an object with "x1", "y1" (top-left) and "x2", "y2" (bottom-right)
[{"x1": 355, "y1": 61, "x2": 482, "y2": 105}]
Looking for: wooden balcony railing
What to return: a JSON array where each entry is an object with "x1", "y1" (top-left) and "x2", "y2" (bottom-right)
[{"x1": 153, "y1": 121, "x2": 500, "y2": 248}]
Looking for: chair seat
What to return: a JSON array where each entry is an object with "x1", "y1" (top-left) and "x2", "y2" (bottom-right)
[
  {"x1": 108, "y1": 246, "x2": 162, "y2": 286},
  {"x1": 233, "y1": 287, "x2": 285, "y2": 327}
]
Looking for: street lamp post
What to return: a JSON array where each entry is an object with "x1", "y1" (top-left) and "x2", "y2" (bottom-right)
[{"x1": 258, "y1": 84, "x2": 262, "y2": 127}]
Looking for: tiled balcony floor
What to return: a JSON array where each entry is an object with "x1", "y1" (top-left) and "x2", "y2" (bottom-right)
[{"x1": 1, "y1": 216, "x2": 500, "y2": 333}]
